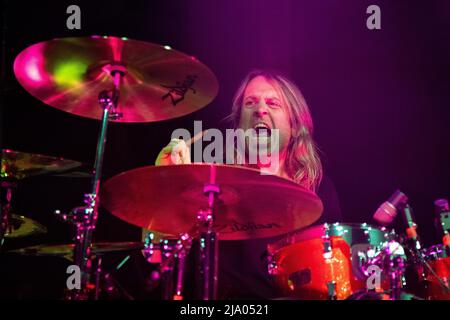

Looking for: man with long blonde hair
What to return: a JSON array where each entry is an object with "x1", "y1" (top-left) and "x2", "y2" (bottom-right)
[
  {"x1": 227, "y1": 70, "x2": 322, "y2": 191},
  {"x1": 155, "y1": 70, "x2": 342, "y2": 299}
]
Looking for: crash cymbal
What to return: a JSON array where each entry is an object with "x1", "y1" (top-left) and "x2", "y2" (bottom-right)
[
  {"x1": 14, "y1": 36, "x2": 219, "y2": 122},
  {"x1": 4, "y1": 214, "x2": 47, "y2": 238},
  {"x1": 8, "y1": 242, "x2": 143, "y2": 258},
  {"x1": 100, "y1": 164, "x2": 323, "y2": 240},
  {"x1": 1, "y1": 149, "x2": 85, "y2": 179}
]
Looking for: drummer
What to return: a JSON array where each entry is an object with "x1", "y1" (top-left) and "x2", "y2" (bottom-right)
[{"x1": 154, "y1": 69, "x2": 343, "y2": 299}]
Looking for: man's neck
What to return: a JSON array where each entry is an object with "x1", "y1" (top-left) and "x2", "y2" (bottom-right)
[{"x1": 244, "y1": 149, "x2": 290, "y2": 179}]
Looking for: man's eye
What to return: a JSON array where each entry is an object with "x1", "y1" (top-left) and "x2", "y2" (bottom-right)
[
  {"x1": 268, "y1": 101, "x2": 281, "y2": 108},
  {"x1": 245, "y1": 100, "x2": 255, "y2": 106}
]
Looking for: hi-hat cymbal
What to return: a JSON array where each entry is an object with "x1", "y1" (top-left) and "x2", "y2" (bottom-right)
[
  {"x1": 4, "y1": 214, "x2": 47, "y2": 238},
  {"x1": 100, "y1": 164, "x2": 323, "y2": 240},
  {"x1": 1, "y1": 149, "x2": 86, "y2": 179},
  {"x1": 14, "y1": 36, "x2": 219, "y2": 122},
  {"x1": 8, "y1": 242, "x2": 143, "y2": 258}
]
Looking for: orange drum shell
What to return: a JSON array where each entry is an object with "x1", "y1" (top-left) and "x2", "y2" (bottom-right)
[
  {"x1": 272, "y1": 236, "x2": 391, "y2": 300},
  {"x1": 269, "y1": 223, "x2": 393, "y2": 300}
]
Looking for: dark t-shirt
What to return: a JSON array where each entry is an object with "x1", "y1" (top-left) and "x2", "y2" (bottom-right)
[{"x1": 190, "y1": 174, "x2": 343, "y2": 300}]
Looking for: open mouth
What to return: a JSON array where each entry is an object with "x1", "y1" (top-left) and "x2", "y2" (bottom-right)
[{"x1": 253, "y1": 122, "x2": 272, "y2": 137}]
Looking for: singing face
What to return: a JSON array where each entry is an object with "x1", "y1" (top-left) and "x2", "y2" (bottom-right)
[{"x1": 238, "y1": 75, "x2": 292, "y2": 162}]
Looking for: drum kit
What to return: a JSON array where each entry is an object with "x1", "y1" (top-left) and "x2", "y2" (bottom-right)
[{"x1": 1, "y1": 35, "x2": 449, "y2": 300}]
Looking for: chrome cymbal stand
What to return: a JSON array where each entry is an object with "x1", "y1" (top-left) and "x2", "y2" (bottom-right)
[
  {"x1": 143, "y1": 166, "x2": 220, "y2": 300},
  {"x1": 57, "y1": 65, "x2": 125, "y2": 300},
  {"x1": 197, "y1": 165, "x2": 220, "y2": 300}
]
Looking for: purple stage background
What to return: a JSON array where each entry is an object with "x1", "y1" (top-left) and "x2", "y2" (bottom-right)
[{"x1": 1, "y1": 0, "x2": 449, "y2": 247}]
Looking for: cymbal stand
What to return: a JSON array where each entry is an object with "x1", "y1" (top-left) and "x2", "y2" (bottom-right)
[
  {"x1": 0, "y1": 180, "x2": 16, "y2": 248},
  {"x1": 143, "y1": 166, "x2": 221, "y2": 300},
  {"x1": 197, "y1": 165, "x2": 220, "y2": 300},
  {"x1": 57, "y1": 65, "x2": 125, "y2": 300}
]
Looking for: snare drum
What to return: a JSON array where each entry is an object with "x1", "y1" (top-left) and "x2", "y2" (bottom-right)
[{"x1": 267, "y1": 223, "x2": 394, "y2": 300}]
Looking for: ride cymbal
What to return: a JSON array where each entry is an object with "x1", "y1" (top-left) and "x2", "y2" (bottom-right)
[{"x1": 14, "y1": 36, "x2": 219, "y2": 122}]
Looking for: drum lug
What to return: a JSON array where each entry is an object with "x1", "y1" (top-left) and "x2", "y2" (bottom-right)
[{"x1": 323, "y1": 223, "x2": 333, "y2": 258}]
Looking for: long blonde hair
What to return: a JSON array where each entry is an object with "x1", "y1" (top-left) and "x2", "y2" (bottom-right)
[{"x1": 227, "y1": 70, "x2": 323, "y2": 192}]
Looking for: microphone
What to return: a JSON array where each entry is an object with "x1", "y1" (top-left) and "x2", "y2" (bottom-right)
[
  {"x1": 373, "y1": 190, "x2": 408, "y2": 226},
  {"x1": 434, "y1": 199, "x2": 450, "y2": 246}
]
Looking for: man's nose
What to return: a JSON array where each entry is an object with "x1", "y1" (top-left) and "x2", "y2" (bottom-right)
[{"x1": 254, "y1": 102, "x2": 269, "y2": 117}]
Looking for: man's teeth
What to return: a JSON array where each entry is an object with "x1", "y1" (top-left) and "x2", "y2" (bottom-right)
[
  {"x1": 254, "y1": 123, "x2": 269, "y2": 129},
  {"x1": 253, "y1": 123, "x2": 271, "y2": 136}
]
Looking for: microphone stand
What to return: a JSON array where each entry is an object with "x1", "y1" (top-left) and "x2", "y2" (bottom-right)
[{"x1": 402, "y1": 204, "x2": 450, "y2": 295}]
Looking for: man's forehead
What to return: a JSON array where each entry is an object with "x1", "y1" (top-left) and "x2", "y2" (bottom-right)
[{"x1": 244, "y1": 77, "x2": 281, "y2": 98}]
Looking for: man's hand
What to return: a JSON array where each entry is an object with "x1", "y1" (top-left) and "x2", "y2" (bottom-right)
[{"x1": 155, "y1": 138, "x2": 191, "y2": 165}]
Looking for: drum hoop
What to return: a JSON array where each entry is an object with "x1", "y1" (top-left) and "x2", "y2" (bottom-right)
[{"x1": 268, "y1": 222, "x2": 392, "y2": 254}]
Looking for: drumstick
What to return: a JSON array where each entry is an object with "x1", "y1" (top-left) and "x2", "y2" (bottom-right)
[{"x1": 185, "y1": 129, "x2": 208, "y2": 147}]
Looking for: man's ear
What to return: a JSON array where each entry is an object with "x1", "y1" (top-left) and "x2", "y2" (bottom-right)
[
  {"x1": 293, "y1": 125, "x2": 309, "y2": 139},
  {"x1": 291, "y1": 126, "x2": 301, "y2": 139}
]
